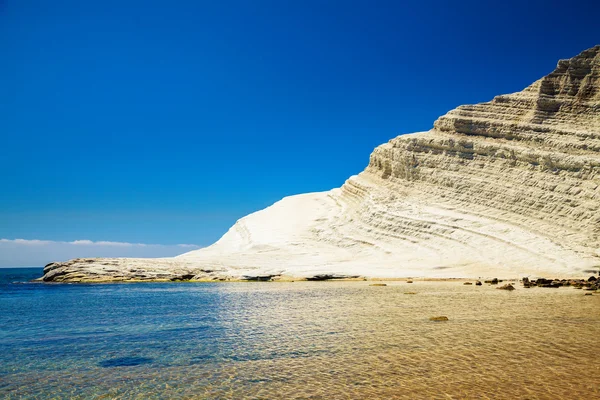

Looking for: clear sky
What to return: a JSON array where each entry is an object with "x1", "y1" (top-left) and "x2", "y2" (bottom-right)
[{"x1": 1, "y1": 0, "x2": 599, "y2": 266}]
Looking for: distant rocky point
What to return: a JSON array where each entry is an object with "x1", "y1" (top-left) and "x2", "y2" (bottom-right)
[{"x1": 41, "y1": 46, "x2": 600, "y2": 283}]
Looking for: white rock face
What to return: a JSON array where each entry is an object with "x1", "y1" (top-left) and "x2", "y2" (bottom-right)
[{"x1": 42, "y1": 46, "x2": 600, "y2": 282}]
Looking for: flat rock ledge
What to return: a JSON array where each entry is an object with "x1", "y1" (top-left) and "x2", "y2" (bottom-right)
[
  {"x1": 39, "y1": 258, "x2": 363, "y2": 283},
  {"x1": 40, "y1": 259, "x2": 226, "y2": 283}
]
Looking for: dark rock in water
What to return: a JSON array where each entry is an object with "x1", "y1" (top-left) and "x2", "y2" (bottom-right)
[
  {"x1": 464, "y1": 282, "x2": 473, "y2": 285},
  {"x1": 584, "y1": 292, "x2": 593, "y2": 296},
  {"x1": 537, "y1": 279, "x2": 561, "y2": 288},
  {"x1": 588, "y1": 276, "x2": 597, "y2": 282},
  {"x1": 429, "y1": 316, "x2": 449, "y2": 321},
  {"x1": 475, "y1": 281, "x2": 482, "y2": 286},
  {"x1": 522, "y1": 277, "x2": 529, "y2": 284},
  {"x1": 497, "y1": 284, "x2": 515, "y2": 291},
  {"x1": 369, "y1": 283, "x2": 387, "y2": 286},
  {"x1": 484, "y1": 278, "x2": 499, "y2": 284},
  {"x1": 99, "y1": 357, "x2": 153, "y2": 368},
  {"x1": 406, "y1": 280, "x2": 413, "y2": 283}
]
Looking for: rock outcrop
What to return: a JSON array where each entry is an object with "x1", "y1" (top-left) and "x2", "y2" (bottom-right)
[{"x1": 41, "y1": 46, "x2": 600, "y2": 282}]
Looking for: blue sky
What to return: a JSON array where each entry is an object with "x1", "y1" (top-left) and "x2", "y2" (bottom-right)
[{"x1": 1, "y1": 0, "x2": 599, "y2": 266}]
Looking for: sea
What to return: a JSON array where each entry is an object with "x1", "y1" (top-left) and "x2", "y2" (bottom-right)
[{"x1": 1, "y1": 268, "x2": 599, "y2": 399}]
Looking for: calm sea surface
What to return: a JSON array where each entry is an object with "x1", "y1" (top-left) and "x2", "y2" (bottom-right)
[{"x1": 1, "y1": 268, "x2": 599, "y2": 399}]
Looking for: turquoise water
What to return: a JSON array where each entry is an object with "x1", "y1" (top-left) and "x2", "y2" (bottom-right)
[{"x1": 1, "y1": 268, "x2": 599, "y2": 399}]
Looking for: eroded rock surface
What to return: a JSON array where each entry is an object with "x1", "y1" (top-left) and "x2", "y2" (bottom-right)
[{"x1": 41, "y1": 46, "x2": 600, "y2": 282}]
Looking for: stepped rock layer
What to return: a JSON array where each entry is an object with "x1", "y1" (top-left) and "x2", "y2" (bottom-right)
[{"x1": 41, "y1": 46, "x2": 600, "y2": 282}]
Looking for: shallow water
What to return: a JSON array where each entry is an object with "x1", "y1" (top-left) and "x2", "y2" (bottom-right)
[{"x1": 1, "y1": 269, "x2": 599, "y2": 399}]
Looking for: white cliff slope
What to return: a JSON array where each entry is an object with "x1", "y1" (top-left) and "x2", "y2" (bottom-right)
[{"x1": 42, "y1": 46, "x2": 600, "y2": 282}]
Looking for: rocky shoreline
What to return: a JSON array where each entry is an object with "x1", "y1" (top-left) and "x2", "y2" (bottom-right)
[
  {"x1": 38, "y1": 258, "x2": 600, "y2": 292},
  {"x1": 475, "y1": 276, "x2": 600, "y2": 293}
]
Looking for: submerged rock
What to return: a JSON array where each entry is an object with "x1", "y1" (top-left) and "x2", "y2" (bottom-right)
[
  {"x1": 99, "y1": 357, "x2": 153, "y2": 368},
  {"x1": 369, "y1": 283, "x2": 387, "y2": 287},
  {"x1": 429, "y1": 316, "x2": 449, "y2": 321}
]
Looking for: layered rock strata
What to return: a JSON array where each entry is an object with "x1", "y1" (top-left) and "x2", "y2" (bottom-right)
[{"x1": 41, "y1": 46, "x2": 600, "y2": 282}]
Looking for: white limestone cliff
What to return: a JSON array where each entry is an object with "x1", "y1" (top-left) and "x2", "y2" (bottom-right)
[{"x1": 42, "y1": 46, "x2": 600, "y2": 282}]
